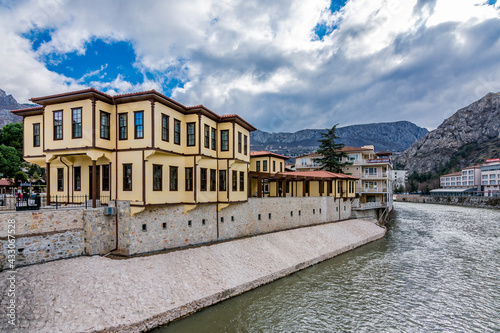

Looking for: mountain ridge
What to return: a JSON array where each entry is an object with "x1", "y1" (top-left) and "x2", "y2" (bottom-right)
[
  {"x1": 394, "y1": 92, "x2": 500, "y2": 174},
  {"x1": 251, "y1": 121, "x2": 429, "y2": 157}
]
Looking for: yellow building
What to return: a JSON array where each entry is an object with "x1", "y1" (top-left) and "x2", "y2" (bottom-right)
[
  {"x1": 13, "y1": 88, "x2": 256, "y2": 213},
  {"x1": 249, "y1": 151, "x2": 357, "y2": 198}
]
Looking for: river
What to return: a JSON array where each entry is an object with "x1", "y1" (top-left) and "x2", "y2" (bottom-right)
[{"x1": 153, "y1": 202, "x2": 500, "y2": 332}]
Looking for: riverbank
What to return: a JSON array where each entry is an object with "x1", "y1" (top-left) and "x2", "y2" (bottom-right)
[
  {"x1": 0, "y1": 219, "x2": 385, "y2": 333},
  {"x1": 395, "y1": 194, "x2": 500, "y2": 209}
]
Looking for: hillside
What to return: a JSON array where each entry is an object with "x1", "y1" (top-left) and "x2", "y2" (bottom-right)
[
  {"x1": 251, "y1": 121, "x2": 428, "y2": 157},
  {"x1": 0, "y1": 89, "x2": 30, "y2": 128},
  {"x1": 394, "y1": 92, "x2": 500, "y2": 174}
]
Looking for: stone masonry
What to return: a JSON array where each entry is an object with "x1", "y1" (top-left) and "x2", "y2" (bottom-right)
[{"x1": 116, "y1": 197, "x2": 354, "y2": 255}]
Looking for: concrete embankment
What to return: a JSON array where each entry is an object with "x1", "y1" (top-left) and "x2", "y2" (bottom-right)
[
  {"x1": 395, "y1": 194, "x2": 500, "y2": 209},
  {"x1": 0, "y1": 219, "x2": 385, "y2": 333}
]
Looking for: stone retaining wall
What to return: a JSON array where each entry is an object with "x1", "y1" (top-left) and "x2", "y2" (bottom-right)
[
  {"x1": 0, "y1": 219, "x2": 385, "y2": 332},
  {"x1": 0, "y1": 208, "x2": 115, "y2": 269},
  {"x1": 116, "y1": 197, "x2": 353, "y2": 256},
  {"x1": 395, "y1": 194, "x2": 500, "y2": 209}
]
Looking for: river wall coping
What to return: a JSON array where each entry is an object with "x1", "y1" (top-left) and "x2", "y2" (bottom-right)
[{"x1": 0, "y1": 218, "x2": 385, "y2": 333}]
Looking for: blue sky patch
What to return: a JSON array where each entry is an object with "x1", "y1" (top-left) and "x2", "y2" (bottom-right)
[
  {"x1": 329, "y1": 0, "x2": 348, "y2": 13},
  {"x1": 22, "y1": 29, "x2": 52, "y2": 51},
  {"x1": 42, "y1": 39, "x2": 144, "y2": 86}
]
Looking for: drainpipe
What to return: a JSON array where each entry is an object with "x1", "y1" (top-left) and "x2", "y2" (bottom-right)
[
  {"x1": 112, "y1": 96, "x2": 118, "y2": 252},
  {"x1": 59, "y1": 157, "x2": 70, "y2": 202}
]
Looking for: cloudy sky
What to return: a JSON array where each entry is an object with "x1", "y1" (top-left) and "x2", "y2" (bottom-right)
[{"x1": 1, "y1": 0, "x2": 499, "y2": 132}]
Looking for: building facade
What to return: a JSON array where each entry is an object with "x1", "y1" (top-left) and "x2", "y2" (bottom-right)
[
  {"x1": 481, "y1": 159, "x2": 500, "y2": 197},
  {"x1": 13, "y1": 89, "x2": 256, "y2": 215},
  {"x1": 392, "y1": 170, "x2": 408, "y2": 191},
  {"x1": 295, "y1": 146, "x2": 393, "y2": 208}
]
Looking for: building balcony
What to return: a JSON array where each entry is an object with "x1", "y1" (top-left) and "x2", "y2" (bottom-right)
[
  {"x1": 361, "y1": 188, "x2": 388, "y2": 193},
  {"x1": 354, "y1": 202, "x2": 387, "y2": 210},
  {"x1": 362, "y1": 173, "x2": 389, "y2": 179}
]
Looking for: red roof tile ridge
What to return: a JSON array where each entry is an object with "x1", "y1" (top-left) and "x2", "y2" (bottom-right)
[
  {"x1": 11, "y1": 106, "x2": 44, "y2": 113},
  {"x1": 30, "y1": 87, "x2": 113, "y2": 102}
]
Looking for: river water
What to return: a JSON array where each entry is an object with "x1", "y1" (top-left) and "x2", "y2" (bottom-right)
[{"x1": 154, "y1": 202, "x2": 500, "y2": 332}]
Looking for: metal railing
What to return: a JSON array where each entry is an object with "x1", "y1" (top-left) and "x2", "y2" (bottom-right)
[{"x1": 0, "y1": 194, "x2": 110, "y2": 211}]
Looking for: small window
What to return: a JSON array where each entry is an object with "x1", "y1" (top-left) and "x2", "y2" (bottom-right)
[
  {"x1": 162, "y1": 114, "x2": 169, "y2": 141},
  {"x1": 162, "y1": 222, "x2": 167, "y2": 229},
  {"x1": 170, "y1": 166, "x2": 178, "y2": 191},
  {"x1": 123, "y1": 164, "x2": 132, "y2": 191},
  {"x1": 174, "y1": 119, "x2": 181, "y2": 145},
  {"x1": 238, "y1": 132, "x2": 242, "y2": 154},
  {"x1": 53, "y1": 110, "x2": 63, "y2": 140},
  {"x1": 258, "y1": 214, "x2": 261, "y2": 220},
  {"x1": 221, "y1": 130, "x2": 229, "y2": 151},
  {"x1": 187, "y1": 122, "x2": 196, "y2": 146},
  {"x1": 313, "y1": 209, "x2": 315, "y2": 214},
  {"x1": 202, "y1": 219, "x2": 206, "y2": 225},
  {"x1": 299, "y1": 210, "x2": 301, "y2": 216},
  {"x1": 263, "y1": 160, "x2": 268, "y2": 172},
  {"x1": 244, "y1": 135, "x2": 248, "y2": 155},
  {"x1": 100, "y1": 111, "x2": 110, "y2": 140},
  {"x1": 231, "y1": 216, "x2": 234, "y2": 222},
  {"x1": 102, "y1": 164, "x2": 110, "y2": 191},
  {"x1": 232, "y1": 171, "x2": 237, "y2": 191},
  {"x1": 153, "y1": 164, "x2": 162, "y2": 191},
  {"x1": 256, "y1": 161, "x2": 261, "y2": 172},
  {"x1": 142, "y1": 224, "x2": 147, "y2": 232},
  {"x1": 319, "y1": 208, "x2": 322, "y2": 214},
  {"x1": 273, "y1": 161, "x2": 276, "y2": 172},
  {"x1": 72, "y1": 108, "x2": 82, "y2": 139},
  {"x1": 33, "y1": 123, "x2": 40, "y2": 147},
  {"x1": 290, "y1": 211, "x2": 293, "y2": 217},
  {"x1": 74, "y1": 166, "x2": 81, "y2": 191},
  {"x1": 221, "y1": 217, "x2": 224, "y2": 223},
  {"x1": 204, "y1": 124, "x2": 210, "y2": 148},
  {"x1": 185, "y1": 167, "x2": 193, "y2": 191},
  {"x1": 201, "y1": 168, "x2": 207, "y2": 191},
  {"x1": 239, "y1": 171, "x2": 245, "y2": 192},
  {"x1": 211, "y1": 127, "x2": 216, "y2": 150},
  {"x1": 119, "y1": 113, "x2": 128, "y2": 140},
  {"x1": 219, "y1": 170, "x2": 227, "y2": 191},
  {"x1": 268, "y1": 213, "x2": 271, "y2": 219},
  {"x1": 57, "y1": 168, "x2": 64, "y2": 191},
  {"x1": 134, "y1": 111, "x2": 144, "y2": 139},
  {"x1": 188, "y1": 220, "x2": 192, "y2": 227},
  {"x1": 210, "y1": 169, "x2": 217, "y2": 191}
]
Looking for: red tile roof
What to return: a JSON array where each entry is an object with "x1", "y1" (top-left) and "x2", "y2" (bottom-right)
[
  {"x1": 339, "y1": 146, "x2": 373, "y2": 152},
  {"x1": 441, "y1": 172, "x2": 462, "y2": 177},
  {"x1": 11, "y1": 106, "x2": 44, "y2": 114},
  {"x1": 250, "y1": 151, "x2": 289, "y2": 159},
  {"x1": 17, "y1": 88, "x2": 257, "y2": 131},
  {"x1": 0, "y1": 178, "x2": 13, "y2": 186},
  {"x1": 278, "y1": 170, "x2": 358, "y2": 180}
]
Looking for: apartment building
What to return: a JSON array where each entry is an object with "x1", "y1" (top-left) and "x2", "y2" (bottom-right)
[
  {"x1": 481, "y1": 159, "x2": 500, "y2": 197},
  {"x1": 13, "y1": 88, "x2": 256, "y2": 215},
  {"x1": 392, "y1": 170, "x2": 408, "y2": 191},
  {"x1": 439, "y1": 165, "x2": 481, "y2": 189},
  {"x1": 295, "y1": 145, "x2": 393, "y2": 207}
]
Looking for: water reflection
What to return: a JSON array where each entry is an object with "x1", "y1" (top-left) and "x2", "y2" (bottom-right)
[{"x1": 154, "y1": 202, "x2": 500, "y2": 332}]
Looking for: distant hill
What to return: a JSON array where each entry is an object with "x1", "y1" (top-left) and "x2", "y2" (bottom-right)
[
  {"x1": 0, "y1": 89, "x2": 33, "y2": 128},
  {"x1": 251, "y1": 121, "x2": 428, "y2": 157},
  {"x1": 394, "y1": 92, "x2": 500, "y2": 174}
]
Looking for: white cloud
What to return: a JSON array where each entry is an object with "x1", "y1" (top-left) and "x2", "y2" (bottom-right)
[{"x1": 0, "y1": 0, "x2": 499, "y2": 132}]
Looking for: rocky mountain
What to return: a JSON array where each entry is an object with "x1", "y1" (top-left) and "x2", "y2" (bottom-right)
[
  {"x1": 251, "y1": 121, "x2": 428, "y2": 157},
  {"x1": 395, "y1": 92, "x2": 500, "y2": 174},
  {"x1": 0, "y1": 89, "x2": 31, "y2": 128}
]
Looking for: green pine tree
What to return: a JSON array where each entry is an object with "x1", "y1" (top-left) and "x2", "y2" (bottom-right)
[{"x1": 315, "y1": 124, "x2": 352, "y2": 173}]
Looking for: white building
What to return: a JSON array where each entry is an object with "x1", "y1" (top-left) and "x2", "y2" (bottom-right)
[
  {"x1": 392, "y1": 170, "x2": 408, "y2": 191},
  {"x1": 481, "y1": 159, "x2": 500, "y2": 197}
]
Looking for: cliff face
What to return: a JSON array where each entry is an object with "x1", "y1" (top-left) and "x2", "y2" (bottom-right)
[
  {"x1": 0, "y1": 89, "x2": 26, "y2": 128},
  {"x1": 251, "y1": 121, "x2": 428, "y2": 156},
  {"x1": 395, "y1": 92, "x2": 500, "y2": 173}
]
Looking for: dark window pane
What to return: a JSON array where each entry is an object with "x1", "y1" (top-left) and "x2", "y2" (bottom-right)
[
  {"x1": 72, "y1": 108, "x2": 82, "y2": 138},
  {"x1": 170, "y1": 166, "x2": 178, "y2": 191},
  {"x1": 135, "y1": 111, "x2": 144, "y2": 139},
  {"x1": 221, "y1": 130, "x2": 229, "y2": 151},
  {"x1": 174, "y1": 119, "x2": 181, "y2": 144},
  {"x1": 119, "y1": 113, "x2": 128, "y2": 140}
]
